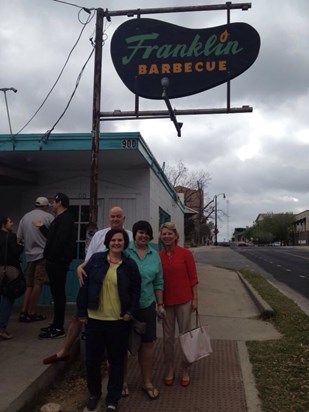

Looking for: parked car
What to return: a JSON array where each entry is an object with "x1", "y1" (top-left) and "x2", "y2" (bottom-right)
[
  {"x1": 269, "y1": 242, "x2": 281, "y2": 246},
  {"x1": 237, "y1": 242, "x2": 255, "y2": 247}
]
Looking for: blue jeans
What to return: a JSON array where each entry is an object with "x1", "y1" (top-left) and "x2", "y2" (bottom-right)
[
  {"x1": 85, "y1": 318, "x2": 131, "y2": 406},
  {"x1": 0, "y1": 295, "x2": 14, "y2": 332}
]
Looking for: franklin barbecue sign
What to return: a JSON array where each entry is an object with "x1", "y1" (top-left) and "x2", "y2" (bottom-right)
[{"x1": 111, "y1": 18, "x2": 260, "y2": 99}]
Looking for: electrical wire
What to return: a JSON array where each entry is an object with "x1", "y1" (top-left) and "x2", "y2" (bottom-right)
[
  {"x1": 12, "y1": 8, "x2": 95, "y2": 138},
  {"x1": 41, "y1": 46, "x2": 95, "y2": 142},
  {"x1": 40, "y1": 7, "x2": 111, "y2": 141},
  {"x1": 50, "y1": 0, "x2": 90, "y2": 10}
]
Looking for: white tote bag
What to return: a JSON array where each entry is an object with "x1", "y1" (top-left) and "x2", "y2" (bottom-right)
[{"x1": 179, "y1": 311, "x2": 212, "y2": 364}]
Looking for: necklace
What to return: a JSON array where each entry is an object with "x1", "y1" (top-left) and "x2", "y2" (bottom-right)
[{"x1": 108, "y1": 254, "x2": 121, "y2": 264}]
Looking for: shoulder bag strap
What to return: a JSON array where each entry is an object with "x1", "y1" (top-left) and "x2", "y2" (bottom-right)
[
  {"x1": 3, "y1": 232, "x2": 9, "y2": 273},
  {"x1": 195, "y1": 309, "x2": 201, "y2": 328}
]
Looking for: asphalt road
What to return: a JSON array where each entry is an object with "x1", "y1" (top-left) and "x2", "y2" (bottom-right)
[
  {"x1": 234, "y1": 246, "x2": 309, "y2": 299},
  {"x1": 194, "y1": 246, "x2": 309, "y2": 316}
]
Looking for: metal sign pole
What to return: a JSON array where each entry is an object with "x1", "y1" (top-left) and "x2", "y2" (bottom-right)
[{"x1": 89, "y1": 8, "x2": 104, "y2": 225}]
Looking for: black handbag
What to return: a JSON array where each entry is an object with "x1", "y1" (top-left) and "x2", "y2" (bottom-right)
[
  {"x1": 1, "y1": 272, "x2": 26, "y2": 299},
  {"x1": 0, "y1": 233, "x2": 26, "y2": 299},
  {"x1": 128, "y1": 317, "x2": 146, "y2": 356}
]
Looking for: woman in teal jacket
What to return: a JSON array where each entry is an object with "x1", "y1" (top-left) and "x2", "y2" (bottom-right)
[{"x1": 124, "y1": 220, "x2": 164, "y2": 400}]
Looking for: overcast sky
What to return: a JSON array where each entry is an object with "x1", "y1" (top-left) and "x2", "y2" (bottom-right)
[{"x1": 1, "y1": 0, "x2": 308, "y2": 241}]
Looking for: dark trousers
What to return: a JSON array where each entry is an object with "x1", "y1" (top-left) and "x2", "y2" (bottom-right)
[
  {"x1": 46, "y1": 261, "x2": 69, "y2": 330},
  {"x1": 85, "y1": 318, "x2": 131, "y2": 406}
]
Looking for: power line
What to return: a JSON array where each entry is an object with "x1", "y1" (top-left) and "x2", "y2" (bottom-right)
[
  {"x1": 41, "y1": 45, "x2": 95, "y2": 142},
  {"x1": 50, "y1": 0, "x2": 91, "y2": 11},
  {"x1": 12, "y1": 8, "x2": 95, "y2": 137}
]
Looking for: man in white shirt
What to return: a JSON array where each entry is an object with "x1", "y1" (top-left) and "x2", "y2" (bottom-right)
[
  {"x1": 43, "y1": 206, "x2": 132, "y2": 364},
  {"x1": 85, "y1": 207, "x2": 132, "y2": 259}
]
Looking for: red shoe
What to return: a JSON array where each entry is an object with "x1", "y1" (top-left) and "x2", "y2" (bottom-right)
[
  {"x1": 181, "y1": 378, "x2": 190, "y2": 387},
  {"x1": 164, "y1": 376, "x2": 174, "y2": 386},
  {"x1": 43, "y1": 353, "x2": 70, "y2": 365}
]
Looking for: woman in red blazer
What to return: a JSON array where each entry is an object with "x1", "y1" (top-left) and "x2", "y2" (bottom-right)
[{"x1": 159, "y1": 222, "x2": 198, "y2": 388}]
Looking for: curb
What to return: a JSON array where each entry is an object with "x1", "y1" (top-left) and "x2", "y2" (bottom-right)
[
  {"x1": 7, "y1": 341, "x2": 81, "y2": 412},
  {"x1": 237, "y1": 272, "x2": 275, "y2": 318}
]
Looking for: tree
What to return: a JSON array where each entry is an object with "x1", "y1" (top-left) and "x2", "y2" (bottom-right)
[
  {"x1": 245, "y1": 213, "x2": 295, "y2": 245},
  {"x1": 164, "y1": 160, "x2": 216, "y2": 244}
]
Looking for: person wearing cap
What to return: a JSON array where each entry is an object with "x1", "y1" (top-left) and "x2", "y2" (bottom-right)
[
  {"x1": 123, "y1": 220, "x2": 164, "y2": 400},
  {"x1": 34, "y1": 193, "x2": 76, "y2": 339},
  {"x1": 17, "y1": 197, "x2": 54, "y2": 323}
]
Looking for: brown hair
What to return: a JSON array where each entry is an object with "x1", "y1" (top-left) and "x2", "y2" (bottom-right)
[{"x1": 104, "y1": 228, "x2": 130, "y2": 250}]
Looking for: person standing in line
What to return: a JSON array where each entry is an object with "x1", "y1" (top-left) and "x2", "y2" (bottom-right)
[
  {"x1": 123, "y1": 220, "x2": 164, "y2": 400},
  {"x1": 159, "y1": 222, "x2": 198, "y2": 387},
  {"x1": 77, "y1": 228, "x2": 141, "y2": 412},
  {"x1": 17, "y1": 197, "x2": 54, "y2": 323},
  {"x1": 43, "y1": 206, "x2": 132, "y2": 363},
  {"x1": 34, "y1": 193, "x2": 76, "y2": 339},
  {"x1": 0, "y1": 216, "x2": 24, "y2": 340}
]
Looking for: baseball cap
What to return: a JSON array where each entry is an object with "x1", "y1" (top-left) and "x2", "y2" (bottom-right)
[
  {"x1": 35, "y1": 197, "x2": 49, "y2": 207},
  {"x1": 54, "y1": 192, "x2": 70, "y2": 208}
]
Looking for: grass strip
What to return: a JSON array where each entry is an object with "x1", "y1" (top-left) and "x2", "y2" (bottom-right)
[{"x1": 240, "y1": 269, "x2": 309, "y2": 412}]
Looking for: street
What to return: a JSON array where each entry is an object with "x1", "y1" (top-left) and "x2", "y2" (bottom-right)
[
  {"x1": 194, "y1": 246, "x2": 309, "y2": 315},
  {"x1": 234, "y1": 246, "x2": 309, "y2": 299}
]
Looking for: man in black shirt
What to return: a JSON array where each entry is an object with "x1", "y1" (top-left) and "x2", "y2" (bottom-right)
[{"x1": 35, "y1": 193, "x2": 75, "y2": 339}]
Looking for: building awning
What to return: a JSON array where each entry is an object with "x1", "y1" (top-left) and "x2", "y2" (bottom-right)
[{"x1": 184, "y1": 206, "x2": 198, "y2": 215}]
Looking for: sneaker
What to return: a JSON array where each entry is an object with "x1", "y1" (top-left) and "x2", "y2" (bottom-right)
[
  {"x1": 106, "y1": 405, "x2": 117, "y2": 411},
  {"x1": 86, "y1": 395, "x2": 101, "y2": 411},
  {"x1": 40, "y1": 323, "x2": 53, "y2": 332},
  {"x1": 39, "y1": 327, "x2": 65, "y2": 339},
  {"x1": 0, "y1": 331, "x2": 13, "y2": 340}
]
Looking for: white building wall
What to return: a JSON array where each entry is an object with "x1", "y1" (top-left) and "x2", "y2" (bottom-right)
[
  {"x1": 4, "y1": 165, "x2": 183, "y2": 248},
  {"x1": 149, "y1": 169, "x2": 184, "y2": 245},
  {"x1": 6, "y1": 169, "x2": 150, "y2": 231}
]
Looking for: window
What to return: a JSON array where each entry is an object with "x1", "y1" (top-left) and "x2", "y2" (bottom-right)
[
  {"x1": 159, "y1": 207, "x2": 171, "y2": 227},
  {"x1": 69, "y1": 204, "x2": 90, "y2": 260}
]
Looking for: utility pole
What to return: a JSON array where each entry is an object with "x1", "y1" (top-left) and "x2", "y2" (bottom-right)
[
  {"x1": 0, "y1": 87, "x2": 17, "y2": 136},
  {"x1": 89, "y1": 8, "x2": 104, "y2": 225},
  {"x1": 214, "y1": 192, "x2": 226, "y2": 245}
]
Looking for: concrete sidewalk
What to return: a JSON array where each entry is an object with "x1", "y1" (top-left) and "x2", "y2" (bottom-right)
[{"x1": 0, "y1": 263, "x2": 282, "y2": 412}]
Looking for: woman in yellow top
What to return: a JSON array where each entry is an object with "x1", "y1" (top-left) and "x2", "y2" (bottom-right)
[{"x1": 77, "y1": 228, "x2": 141, "y2": 412}]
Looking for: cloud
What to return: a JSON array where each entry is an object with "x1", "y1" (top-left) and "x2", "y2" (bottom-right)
[{"x1": 1, "y1": 0, "x2": 309, "y2": 240}]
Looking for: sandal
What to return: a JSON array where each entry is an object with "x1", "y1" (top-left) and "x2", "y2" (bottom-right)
[
  {"x1": 121, "y1": 383, "x2": 129, "y2": 397},
  {"x1": 43, "y1": 353, "x2": 70, "y2": 365},
  {"x1": 142, "y1": 386, "x2": 159, "y2": 400},
  {"x1": 18, "y1": 312, "x2": 32, "y2": 323}
]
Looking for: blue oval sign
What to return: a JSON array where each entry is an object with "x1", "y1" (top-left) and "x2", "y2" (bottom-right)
[{"x1": 111, "y1": 18, "x2": 261, "y2": 99}]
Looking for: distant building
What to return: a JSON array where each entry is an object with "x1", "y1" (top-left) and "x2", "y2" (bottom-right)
[
  {"x1": 293, "y1": 210, "x2": 309, "y2": 245},
  {"x1": 174, "y1": 185, "x2": 204, "y2": 244},
  {"x1": 255, "y1": 212, "x2": 277, "y2": 222},
  {"x1": 255, "y1": 211, "x2": 309, "y2": 246},
  {"x1": 232, "y1": 227, "x2": 246, "y2": 242}
]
